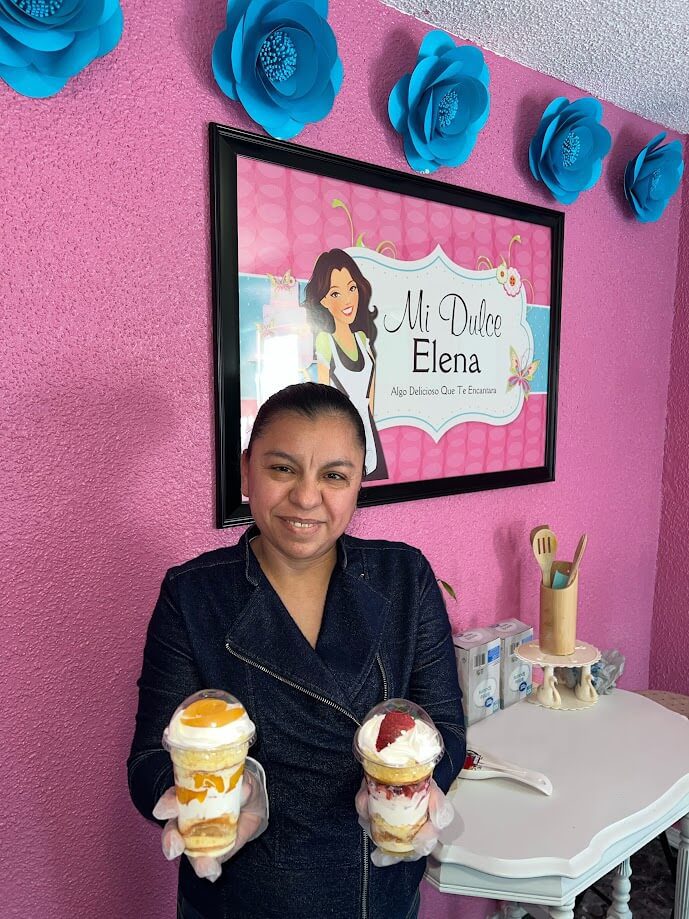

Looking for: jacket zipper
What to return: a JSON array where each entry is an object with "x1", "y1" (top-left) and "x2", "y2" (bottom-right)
[
  {"x1": 360, "y1": 654, "x2": 388, "y2": 919},
  {"x1": 227, "y1": 643, "x2": 388, "y2": 919},
  {"x1": 375, "y1": 653, "x2": 388, "y2": 701},
  {"x1": 225, "y1": 643, "x2": 361, "y2": 725},
  {"x1": 361, "y1": 833, "x2": 369, "y2": 919}
]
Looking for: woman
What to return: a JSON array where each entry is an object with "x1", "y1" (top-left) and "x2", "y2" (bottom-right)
[
  {"x1": 303, "y1": 249, "x2": 388, "y2": 481},
  {"x1": 128, "y1": 383, "x2": 465, "y2": 919}
]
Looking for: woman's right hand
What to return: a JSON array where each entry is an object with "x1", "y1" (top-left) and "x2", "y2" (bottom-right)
[{"x1": 152, "y1": 757, "x2": 269, "y2": 883}]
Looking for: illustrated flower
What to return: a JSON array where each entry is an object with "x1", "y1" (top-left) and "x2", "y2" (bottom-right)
[
  {"x1": 505, "y1": 267, "x2": 522, "y2": 297},
  {"x1": 212, "y1": 0, "x2": 343, "y2": 140},
  {"x1": 479, "y1": 236, "x2": 532, "y2": 301},
  {"x1": 624, "y1": 132, "x2": 684, "y2": 223},
  {"x1": 529, "y1": 97, "x2": 611, "y2": 204},
  {"x1": 388, "y1": 30, "x2": 490, "y2": 174},
  {"x1": 0, "y1": 0, "x2": 123, "y2": 98}
]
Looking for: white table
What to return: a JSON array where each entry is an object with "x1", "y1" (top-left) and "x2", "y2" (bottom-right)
[{"x1": 426, "y1": 690, "x2": 689, "y2": 918}]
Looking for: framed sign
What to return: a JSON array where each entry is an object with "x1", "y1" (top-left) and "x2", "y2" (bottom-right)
[{"x1": 210, "y1": 124, "x2": 563, "y2": 527}]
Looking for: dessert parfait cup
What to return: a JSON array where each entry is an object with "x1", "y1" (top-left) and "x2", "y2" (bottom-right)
[
  {"x1": 162, "y1": 689, "x2": 256, "y2": 859},
  {"x1": 353, "y1": 699, "x2": 443, "y2": 856}
]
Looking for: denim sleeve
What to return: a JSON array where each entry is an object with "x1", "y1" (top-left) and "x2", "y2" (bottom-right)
[
  {"x1": 127, "y1": 572, "x2": 202, "y2": 823},
  {"x1": 408, "y1": 552, "x2": 466, "y2": 794}
]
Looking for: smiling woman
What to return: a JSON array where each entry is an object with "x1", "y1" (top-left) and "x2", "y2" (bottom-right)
[
  {"x1": 127, "y1": 383, "x2": 466, "y2": 919},
  {"x1": 240, "y1": 386, "x2": 366, "y2": 644}
]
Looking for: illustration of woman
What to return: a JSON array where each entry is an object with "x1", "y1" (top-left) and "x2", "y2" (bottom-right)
[{"x1": 303, "y1": 249, "x2": 388, "y2": 481}]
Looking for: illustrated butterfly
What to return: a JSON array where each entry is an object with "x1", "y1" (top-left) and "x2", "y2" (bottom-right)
[
  {"x1": 507, "y1": 346, "x2": 540, "y2": 398},
  {"x1": 268, "y1": 269, "x2": 296, "y2": 292}
]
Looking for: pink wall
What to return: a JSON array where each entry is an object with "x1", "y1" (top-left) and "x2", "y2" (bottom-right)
[
  {"x1": 650, "y1": 166, "x2": 689, "y2": 694},
  {"x1": 1, "y1": 0, "x2": 684, "y2": 916}
]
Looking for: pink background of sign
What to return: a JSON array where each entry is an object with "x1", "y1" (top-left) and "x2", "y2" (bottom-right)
[
  {"x1": 1, "y1": 0, "x2": 686, "y2": 917},
  {"x1": 238, "y1": 157, "x2": 550, "y2": 481}
]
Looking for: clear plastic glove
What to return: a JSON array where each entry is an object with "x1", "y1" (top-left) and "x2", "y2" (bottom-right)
[
  {"x1": 355, "y1": 778, "x2": 454, "y2": 867},
  {"x1": 152, "y1": 757, "x2": 269, "y2": 883}
]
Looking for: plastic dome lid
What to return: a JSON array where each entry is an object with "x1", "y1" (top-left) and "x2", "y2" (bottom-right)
[
  {"x1": 162, "y1": 688, "x2": 256, "y2": 752},
  {"x1": 353, "y1": 697, "x2": 443, "y2": 768}
]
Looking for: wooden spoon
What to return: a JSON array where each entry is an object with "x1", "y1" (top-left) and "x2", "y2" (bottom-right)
[
  {"x1": 566, "y1": 534, "x2": 588, "y2": 586},
  {"x1": 529, "y1": 524, "x2": 551, "y2": 545},
  {"x1": 531, "y1": 527, "x2": 557, "y2": 587},
  {"x1": 529, "y1": 525, "x2": 550, "y2": 585}
]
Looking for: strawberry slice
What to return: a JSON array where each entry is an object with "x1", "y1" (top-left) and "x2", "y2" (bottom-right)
[{"x1": 376, "y1": 711, "x2": 416, "y2": 751}]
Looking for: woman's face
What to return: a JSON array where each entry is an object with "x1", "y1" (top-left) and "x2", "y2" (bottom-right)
[
  {"x1": 241, "y1": 411, "x2": 364, "y2": 566},
  {"x1": 319, "y1": 267, "x2": 359, "y2": 326}
]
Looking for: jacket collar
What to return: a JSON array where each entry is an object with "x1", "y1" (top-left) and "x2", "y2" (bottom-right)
[
  {"x1": 242, "y1": 525, "x2": 349, "y2": 583},
  {"x1": 228, "y1": 528, "x2": 387, "y2": 713}
]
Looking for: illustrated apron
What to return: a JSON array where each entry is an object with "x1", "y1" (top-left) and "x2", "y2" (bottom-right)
[{"x1": 329, "y1": 332, "x2": 379, "y2": 477}]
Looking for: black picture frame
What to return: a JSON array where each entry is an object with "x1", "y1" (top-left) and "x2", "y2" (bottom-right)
[{"x1": 210, "y1": 123, "x2": 563, "y2": 527}]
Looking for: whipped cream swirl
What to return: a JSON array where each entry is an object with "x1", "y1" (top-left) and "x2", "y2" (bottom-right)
[
  {"x1": 357, "y1": 714, "x2": 442, "y2": 767},
  {"x1": 165, "y1": 704, "x2": 256, "y2": 750}
]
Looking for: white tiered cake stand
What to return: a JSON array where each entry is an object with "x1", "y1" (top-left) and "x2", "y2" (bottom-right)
[{"x1": 516, "y1": 640, "x2": 601, "y2": 711}]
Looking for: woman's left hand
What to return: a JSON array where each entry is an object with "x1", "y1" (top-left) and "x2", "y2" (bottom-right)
[{"x1": 355, "y1": 778, "x2": 454, "y2": 867}]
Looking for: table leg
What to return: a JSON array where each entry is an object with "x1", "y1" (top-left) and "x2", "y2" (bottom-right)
[
  {"x1": 676, "y1": 813, "x2": 689, "y2": 919},
  {"x1": 503, "y1": 905, "x2": 526, "y2": 919},
  {"x1": 549, "y1": 904, "x2": 574, "y2": 919},
  {"x1": 607, "y1": 858, "x2": 632, "y2": 918}
]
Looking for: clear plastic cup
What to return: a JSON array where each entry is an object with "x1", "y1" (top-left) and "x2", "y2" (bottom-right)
[
  {"x1": 353, "y1": 699, "x2": 443, "y2": 855},
  {"x1": 162, "y1": 689, "x2": 256, "y2": 859}
]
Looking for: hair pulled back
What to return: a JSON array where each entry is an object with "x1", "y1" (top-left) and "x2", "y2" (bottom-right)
[{"x1": 246, "y1": 383, "x2": 366, "y2": 466}]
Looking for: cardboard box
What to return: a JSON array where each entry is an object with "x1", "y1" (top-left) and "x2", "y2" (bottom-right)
[
  {"x1": 491, "y1": 618, "x2": 533, "y2": 708},
  {"x1": 453, "y1": 627, "x2": 501, "y2": 725}
]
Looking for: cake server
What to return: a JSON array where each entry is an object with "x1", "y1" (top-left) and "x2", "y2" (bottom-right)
[{"x1": 460, "y1": 748, "x2": 553, "y2": 795}]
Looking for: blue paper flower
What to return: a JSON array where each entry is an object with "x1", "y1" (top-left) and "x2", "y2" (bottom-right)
[
  {"x1": 528, "y1": 97, "x2": 611, "y2": 204},
  {"x1": 0, "y1": 0, "x2": 123, "y2": 99},
  {"x1": 212, "y1": 0, "x2": 343, "y2": 141},
  {"x1": 388, "y1": 31, "x2": 490, "y2": 174},
  {"x1": 624, "y1": 132, "x2": 684, "y2": 223}
]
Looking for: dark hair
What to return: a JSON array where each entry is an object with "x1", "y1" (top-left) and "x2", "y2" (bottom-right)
[
  {"x1": 302, "y1": 249, "x2": 379, "y2": 358},
  {"x1": 246, "y1": 383, "x2": 366, "y2": 463}
]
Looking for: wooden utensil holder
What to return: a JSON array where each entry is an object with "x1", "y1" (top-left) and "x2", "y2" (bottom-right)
[{"x1": 539, "y1": 570, "x2": 578, "y2": 655}]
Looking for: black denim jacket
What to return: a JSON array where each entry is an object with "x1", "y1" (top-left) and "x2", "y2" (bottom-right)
[{"x1": 128, "y1": 528, "x2": 466, "y2": 919}]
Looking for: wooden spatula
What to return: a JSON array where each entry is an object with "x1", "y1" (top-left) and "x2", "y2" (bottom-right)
[
  {"x1": 532, "y1": 527, "x2": 557, "y2": 587},
  {"x1": 529, "y1": 524, "x2": 551, "y2": 545},
  {"x1": 566, "y1": 534, "x2": 588, "y2": 586}
]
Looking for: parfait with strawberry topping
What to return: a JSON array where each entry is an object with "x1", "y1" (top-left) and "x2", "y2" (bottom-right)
[
  {"x1": 163, "y1": 690, "x2": 256, "y2": 859},
  {"x1": 353, "y1": 699, "x2": 443, "y2": 855}
]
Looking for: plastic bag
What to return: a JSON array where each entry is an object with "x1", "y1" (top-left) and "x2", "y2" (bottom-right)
[{"x1": 554, "y1": 649, "x2": 625, "y2": 695}]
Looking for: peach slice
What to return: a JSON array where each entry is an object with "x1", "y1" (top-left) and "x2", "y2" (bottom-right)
[
  {"x1": 228, "y1": 764, "x2": 244, "y2": 791},
  {"x1": 176, "y1": 786, "x2": 208, "y2": 805},
  {"x1": 193, "y1": 773, "x2": 226, "y2": 793},
  {"x1": 180, "y1": 698, "x2": 245, "y2": 728}
]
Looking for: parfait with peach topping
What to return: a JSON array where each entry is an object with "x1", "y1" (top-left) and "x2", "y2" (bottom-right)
[{"x1": 163, "y1": 690, "x2": 256, "y2": 859}]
